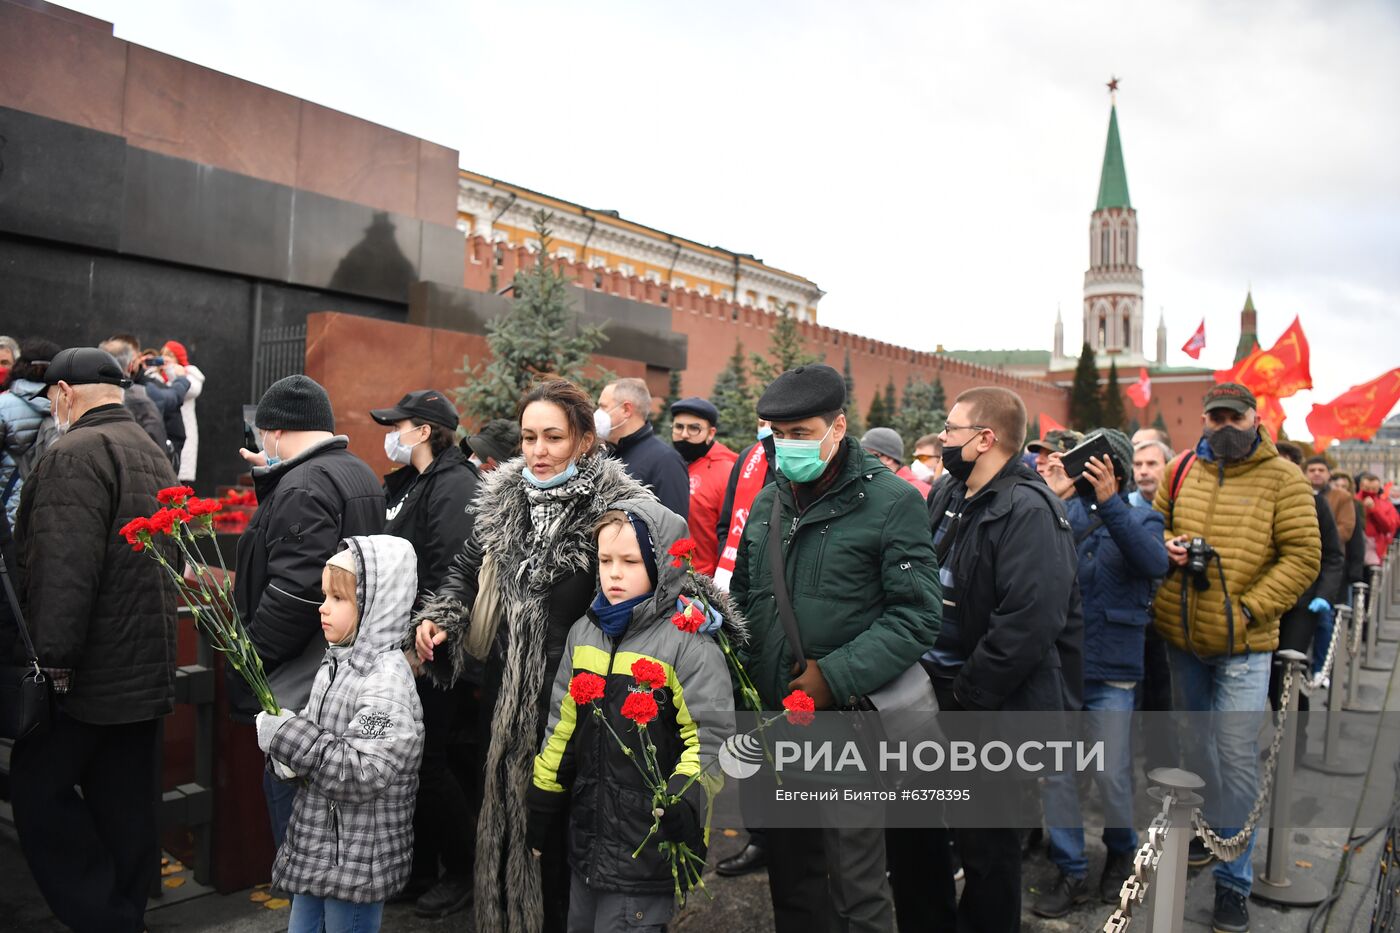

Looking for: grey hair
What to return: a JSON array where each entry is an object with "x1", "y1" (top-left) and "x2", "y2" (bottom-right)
[
  {"x1": 609, "y1": 377, "x2": 651, "y2": 412},
  {"x1": 99, "y1": 339, "x2": 136, "y2": 370},
  {"x1": 1134, "y1": 439, "x2": 1174, "y2": 462},
  {"x1": 0, "y1": 336, "x2": 18, "y2": 360}
]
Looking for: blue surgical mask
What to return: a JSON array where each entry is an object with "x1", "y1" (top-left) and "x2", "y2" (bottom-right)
[
  {"x1": 523, "y1": 459, "x2": 578, "y2": 489},
  {"x1": 264, "y1": 433, "x2": 282, "y2": 469},
  {"x1": 756, "y1": 425, "x2": 773, "y2": 441}
]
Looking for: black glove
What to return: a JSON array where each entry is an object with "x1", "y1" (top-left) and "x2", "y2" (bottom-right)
[
  {"x1": 526, "y1": 806, "x2": 553, "y2": 854},
  {"x1": 657, "y1": 796, "x2": 700, "y2": 847}
]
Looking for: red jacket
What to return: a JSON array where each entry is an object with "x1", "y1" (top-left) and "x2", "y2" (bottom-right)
[
  {"x1": 685, "y1": 442, "x2": 739, "y2": 574},
  {"x1": 1359, "y1": 491, "x2": 1400, "y2": 563},
  {"x1": 895, "y1": 465, "x2": 932, "y2": 500}
]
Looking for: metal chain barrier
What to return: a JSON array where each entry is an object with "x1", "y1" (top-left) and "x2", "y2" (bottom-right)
[
  {"x1": 1315, "y1": 605, "x2": 1342, "y2": 685},
  {"x1": 1191, "y1": 662, "x2": 1296, "y2": 862},
  {"x1": 1102, "y1": 792, "x2": 1176, "y2": 932}
]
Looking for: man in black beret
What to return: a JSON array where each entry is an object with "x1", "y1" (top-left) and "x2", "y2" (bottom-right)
[
  {"x1": 669, "y1": 395, "x2": 737, "y2": 574},
  {"x1": 10, "y1": 347, "x2": 178, "y2": 931},
  {"x1": 728, "y1": 364, "x2": 943, "y2": 931}
]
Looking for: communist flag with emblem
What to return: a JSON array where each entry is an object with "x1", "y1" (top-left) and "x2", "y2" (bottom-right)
[
  {"x1": 1124, "y1": 368, "x2": 1152, "y2": 409},
  {"x1": 1215, "y1": 316, "x2": 1312, "y2": 400},
  {"x1": 1306, "y1": 368, "x2": 1400, "y2": 449},
  {"x1": 1255, "y1": 394, "x2": 1287, "y2": 440},
  {"x1": 1180, "y1": 320, "x2": 1206, "y2": 360}
]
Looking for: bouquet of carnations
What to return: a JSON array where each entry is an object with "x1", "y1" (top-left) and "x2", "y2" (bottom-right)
[{"x1": 120, "y1": 485, "x2": 279, "y2": 714}]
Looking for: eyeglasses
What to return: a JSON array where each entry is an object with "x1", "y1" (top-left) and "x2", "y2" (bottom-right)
[
  {"x1": 672, "y1": 423, "x2": 708, "y2": 439},
  {"x1": 942, "y1": 423, "x2": 988, "y2": 435},
  {"x1": 913, "y1": 452, "x2": 942, "y2": 464}
]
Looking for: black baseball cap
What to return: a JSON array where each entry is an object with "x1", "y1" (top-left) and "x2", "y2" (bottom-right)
[
  {"x1": 1203, "y1": 382, "x2": 1257, "y2": 414},
  {"x1": 43, "y1": 347, "x2": 131, "y2": 388},
  {"x1": 370, "y1": 390, "x2": 459, "y2": 430}
]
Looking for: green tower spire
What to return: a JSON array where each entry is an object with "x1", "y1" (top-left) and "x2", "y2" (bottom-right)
[{"x1": 1095, "y1": 105, "x2": 1132, "y2": 210}]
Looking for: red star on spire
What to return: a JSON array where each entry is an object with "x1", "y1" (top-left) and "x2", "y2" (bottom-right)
[{"x1": 1107, "y1": 76, "x2": 1120, "y2": 94}]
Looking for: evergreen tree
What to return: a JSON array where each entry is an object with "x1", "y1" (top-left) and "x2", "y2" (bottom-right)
[
  {"x1": 1152, "y1": 411, "x2": 1169, "y2": 433},
  {"x1": 929, "y1": 377, "x2": 947, "y2": 414},
  {"x1": 712, "y1": 339, "x2": 756, "y2": 452},
  {"x1": 883, "y1": 378, "x2": 897, "y2": 425},
  {"x1": 1028, "y1": 414, "x2": 1041, "y2": 442},
  {"x1": 1102, "y1": 361, "x2": 1127, "y2": 431},
  {"x1": 1127, "y1": 416, "x2": 1141, "y2": 435},
  {"x1": 866, "y1": 391, "x2": 889, "y2": 431},
  {"x1": 1069, "y1": 342, "x2": 1103, "y2": 430},
  {"x1": 842, "y1": 350, "x2": 864, "y2": 436},
  {"x1": 751, "y1": 312, "x2": 821, "y2": 388},
  {"x1": 893, "y1": 378, "x2": 947, "y2": 459},
  {"x1": 456, "y1": 210, "x2": 610, "y2": 422},
  {"x1": 654, "y1": 370, "x2": 682, "y2": 440}
]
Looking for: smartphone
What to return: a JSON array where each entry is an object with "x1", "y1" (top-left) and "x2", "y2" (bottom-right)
[
  {"x1": 1060, "y1": 431, "x2": 1114, "y2": 495},
  {"x1": 242, "y1": 405, "x2": 260, "y2": 453}
]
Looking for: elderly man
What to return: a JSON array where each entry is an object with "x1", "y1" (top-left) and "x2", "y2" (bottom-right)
[
  {"x1": 596, "y1": 377, "x2": 690, "y2": 518},
  {"x1": 1129, "y1": 436, "x2": 1172, "y2": 509},
  {"x1": 10, "y1": 347, "x2": 179, "y2": 933}
]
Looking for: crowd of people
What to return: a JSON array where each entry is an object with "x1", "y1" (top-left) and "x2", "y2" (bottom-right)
[{"x1": 2, "y1": 332, "x2": 1398, "y2": 933}]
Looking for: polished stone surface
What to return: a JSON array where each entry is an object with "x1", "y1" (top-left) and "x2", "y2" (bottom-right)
[{"x1": 0, "y1": 106, "x2": 125, "y2": 249}]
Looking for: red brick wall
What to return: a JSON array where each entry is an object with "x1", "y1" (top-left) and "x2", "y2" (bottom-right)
[{"x1": 464, "y1": 235, "x2": 1072, "y2": 430}]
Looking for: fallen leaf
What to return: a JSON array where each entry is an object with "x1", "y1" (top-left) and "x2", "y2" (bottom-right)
[
  {"x1": 265, "y1": 898, "x2": 291, "y2": 910},
  {"x1": 722, "y1": 829, "x2": 739, "y2": 838},
  {"x1": 249, "y1": 891, "x2": 271, "y2": 903},
  {"x1": 161, "y1": 863, "x2": 184, "y2": 877},
  {"x1": 163, "y1": 877, "x2": 186, "y2": 889},
  {"x1": 1296, "y1": 860, "x2": 1313, "y2": 869}
]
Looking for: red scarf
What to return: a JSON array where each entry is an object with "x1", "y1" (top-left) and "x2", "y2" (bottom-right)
[{"x1": 714, "y1": 442, "x2": 769, "y2": 589}]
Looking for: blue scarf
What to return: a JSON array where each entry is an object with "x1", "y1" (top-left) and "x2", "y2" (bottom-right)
[{"x1": 591, "y1": 590, "x2": 651, "y2": 639}]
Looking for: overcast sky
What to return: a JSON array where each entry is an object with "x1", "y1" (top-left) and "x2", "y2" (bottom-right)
[{"x1": 66, "y1": 0, "x2": 1400, "y2": 435}]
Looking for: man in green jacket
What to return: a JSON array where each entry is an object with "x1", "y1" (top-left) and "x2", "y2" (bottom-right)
[{"x1": 731, "y1": 364, "x2": 942, "y2": 933}]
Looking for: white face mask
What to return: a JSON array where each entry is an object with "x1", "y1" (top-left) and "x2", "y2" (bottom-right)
[
  {"x1": 53, "y1": 390, "x2": 72, "y2": 435},
  {"x1": 910, "y1": 458, "x2": 937, "y2": 483},
  {"x1": 384, "y1": 430, "x2": 422, "y2": 465},
  {"x1": 595, "y1": 405, "x2": 624, "y2": 442}
]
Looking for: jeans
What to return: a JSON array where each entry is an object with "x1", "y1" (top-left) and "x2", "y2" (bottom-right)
[
  {"x1": 288, "y1": 895, "x2": 384, "y2": 933},
  {"x1": 1310, "y1": 607, "x2": 1335, "y2": 678},
  {"x1": 1167, "y1": 645, "x2": 1271, "y2": 895},
  {"x1": 263, "y1": 767, "x2": 298, "y2": 850},
  {"x1": 1042, "y1": 680, "x2": 1139, "y2": 879}
]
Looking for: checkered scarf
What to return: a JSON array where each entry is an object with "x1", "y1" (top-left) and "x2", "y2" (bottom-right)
[{"x1": 523, "y1": 458, "x2": 598, "y2": 547}]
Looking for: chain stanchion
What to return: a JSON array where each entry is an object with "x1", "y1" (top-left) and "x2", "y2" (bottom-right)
[
  {"x1": 1101, "y1": 769, "x2": 1204, "y2": 933},
  {"x1": 1348, "y1": 581, "x2": 1369, "y2": 707},
  {"x1": 1251, "y1": 650, "x2": 1329, "y2": 906},
  {"x1": 1367, "y1": 568, "x2": 1387, "y2": 657},
  {"x1": 1301, "y1": 603, "x2": 1367, "y2": 776},
  {"x1": 1381, "y1": 556, "x2": 1399, "y2": 632}
]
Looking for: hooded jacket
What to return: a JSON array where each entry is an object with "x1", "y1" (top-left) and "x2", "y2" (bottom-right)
[
  {"x1": 730, "y1": 437, "x2": 943, "y2": 710},
  {"x1": 529, "y1": 497, "x2": 741, "y2": 895},
  {"x1": 268, "y1": 535, "x2": 425, "y2": 903},
  {"x1": 382, "y1": 444, "x2": 479, "y2": 601},
  {"x1": 231, "y1": 436, "x2": 385, "y2": 719},
  {"x1": 14, "y1": 404, "x2": 179, "y2": 724},
  {"x1": 1151, "y1": 431, "x2": 1321, "y2": 657},
  {"x1": 0, "y1": 378, "x2": 55, "y2": 526}
]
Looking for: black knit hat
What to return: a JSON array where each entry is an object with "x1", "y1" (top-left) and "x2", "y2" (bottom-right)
[{"x1": 255, "y1": 375, "x2": 335, "y2": 432}]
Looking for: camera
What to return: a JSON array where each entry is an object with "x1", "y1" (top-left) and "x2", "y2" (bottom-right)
[{"x1": 1186, "y1": 537, "x2": 1215, "y2": 586}]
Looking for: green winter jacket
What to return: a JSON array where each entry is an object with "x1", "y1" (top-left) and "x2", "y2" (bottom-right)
[{"x1": 730, "y1": 437, "x2": 943, "y2": 709}]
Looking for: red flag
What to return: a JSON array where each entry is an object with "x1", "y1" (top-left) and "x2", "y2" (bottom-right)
[
  {"x1": 1040, "y1": 413, "x2": 1067, "y2": 438},
  {"x1": 1124, "y1": 368, "x2": 1152, "y2": 409},
  {"x1": 1181, "y1": 320, "x2": 1206, "y2": 360},
  {"x1": 1306, "y1": 368, "x2": 1400, "y2": 448},
  {"x1": 1216, "y1": 316, "x2": 1312, "y2": 400},
  {"x1": 1255, "y1": 394, "x2": 1287, "y2": 440}
]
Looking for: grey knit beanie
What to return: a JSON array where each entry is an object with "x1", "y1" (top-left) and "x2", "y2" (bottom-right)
[
  {"x1": 1096, "y1": 428, "x2": 1135, "y2": 482},
  {"x1": 255, "y1": 374, "x2": 335, "y2": 433},
  {"x1": 861, "y1": 427, "x2": 906, "y2": 463}
]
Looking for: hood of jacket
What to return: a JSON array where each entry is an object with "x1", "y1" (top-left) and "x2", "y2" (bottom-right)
[
  {"x1": 332, "y1": 534, "x2": 418, "y2": 672},
  {"x1": 601, "y1": 495, "x2": 747, "y2": 644}
]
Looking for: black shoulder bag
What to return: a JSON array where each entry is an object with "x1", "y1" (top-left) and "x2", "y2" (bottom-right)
[{"x1": 0, "y1": 556, "x2": 52, "y2": 741}]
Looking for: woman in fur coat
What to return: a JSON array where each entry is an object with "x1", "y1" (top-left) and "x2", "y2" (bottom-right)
[{"x1": 411, "y1": 378, "x2": 654, "y2": 933}]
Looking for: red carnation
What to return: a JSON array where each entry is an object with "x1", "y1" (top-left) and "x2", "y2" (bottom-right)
[
  {"x1": 782, "y1": 689, "x2": 816, "y2": 727},
  {"x1": 671, "y1": 607, "x2": 703, "y2": 634},
  {"x1": 631, "y1": 658, "x2": 667, "y2": 690},
  {"x1": 119, "y1": 516, "x2": 153, "y2": 545},
  {"x1": 668, "y1": 538, "x2": 697, "y2": 569},
  {"x1": 157, "y1": 485, "x2": 195, "y2": 505},
  {"x1": 569, "y1": 672, "x2": 607, "y2": 707},
  {"x1": 620, "y1": 690, "x2": 659, "y2": 725},
  {"x1": 187, "y1": 498, "x2": 224, "y2": 518}
]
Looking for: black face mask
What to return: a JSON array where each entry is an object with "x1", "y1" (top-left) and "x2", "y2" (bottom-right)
[
  {"x1": 1207, "y1": 425, "x2": 1257, "y2": 462},
  {"x1": 673, "y1": 439, "x2": 714, "y2": 464},
  {"x1": 942, "y1": 434, "x2": 980, "y2": 483}
]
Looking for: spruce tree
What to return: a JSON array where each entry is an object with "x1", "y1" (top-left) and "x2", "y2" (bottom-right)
[
  {"x1": 893, "y1": 378, "x2": 948, "y2": 459},
  {"x1": 1127, "y1": 416, "x2": 1141, "y2": 435},
  {"x1": 866, "y1": 391, "x2": 889, "y2": 431},
  {"x1": 1102, "y1": 360, "x2": 1127, "y2": 431},
  {"x1": 929, "y1": 377, "x2": 947, "y2": 414},
  {"x1": 712, "y1": 339, "x2": 756, "y2": 452},
  {"x1": 1152, "y1": 411, "x2": 1169, "y2": 433},
  {"x1": 883, "y1": 378, "x2": 897, "y2": 426},
  {"x1": 842, "y1": 350, "x2": 864, "y2": 436},
  {"x1": 1069, "y1": 342, "x2": 1103, "y2": 430},
  {"x1": 751, "y1": 312, "x2": 821, "y2": 388},
  {"x1": 456, "y1": 210, "x2": 610, "y2": 422},
  {"x1": 655, "y1": 370, "x2": 682, "y2": 440},
  {"x1": 1028, "y1": 414, "x2": 1041, "y2": 442}
]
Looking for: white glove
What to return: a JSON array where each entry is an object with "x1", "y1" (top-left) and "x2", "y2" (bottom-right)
[
  {"x1": 255, "y1": 709, "x2": 297, "y2": 753},
  {"x1": 272, "y1": 759, "x2": 298, "y2": 781}
]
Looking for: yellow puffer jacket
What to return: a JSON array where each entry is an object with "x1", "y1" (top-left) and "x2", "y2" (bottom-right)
[{"x1": 1152, "y1": 432, "x2": 1321, "y2": 656}]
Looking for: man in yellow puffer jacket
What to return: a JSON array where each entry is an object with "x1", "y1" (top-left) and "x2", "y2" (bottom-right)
[{"x1": 1151, "y1": 382, "x2": 1320, "y2": 933}]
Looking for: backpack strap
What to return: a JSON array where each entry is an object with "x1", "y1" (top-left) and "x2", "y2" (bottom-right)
[{"x1": 1166, "y1": 450, "x2": 1197, "y2": 527}]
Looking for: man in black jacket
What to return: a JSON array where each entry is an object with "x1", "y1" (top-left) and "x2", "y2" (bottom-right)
[
  {"x1": 920, "y1": 386, "x2": 1083, "y2": 930},
  {"x1": 597, "y1": 377, "x2": 689, "y2": 518},
  {"x1": 102, "y1": 337, "x2": 188, "y2": 466},
  {"x1": 11, "y1": 347, "x2": 179, "y2": 933},
  {"x1": 234, "y1": 374, "x2": 385, "y2": 844}
]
